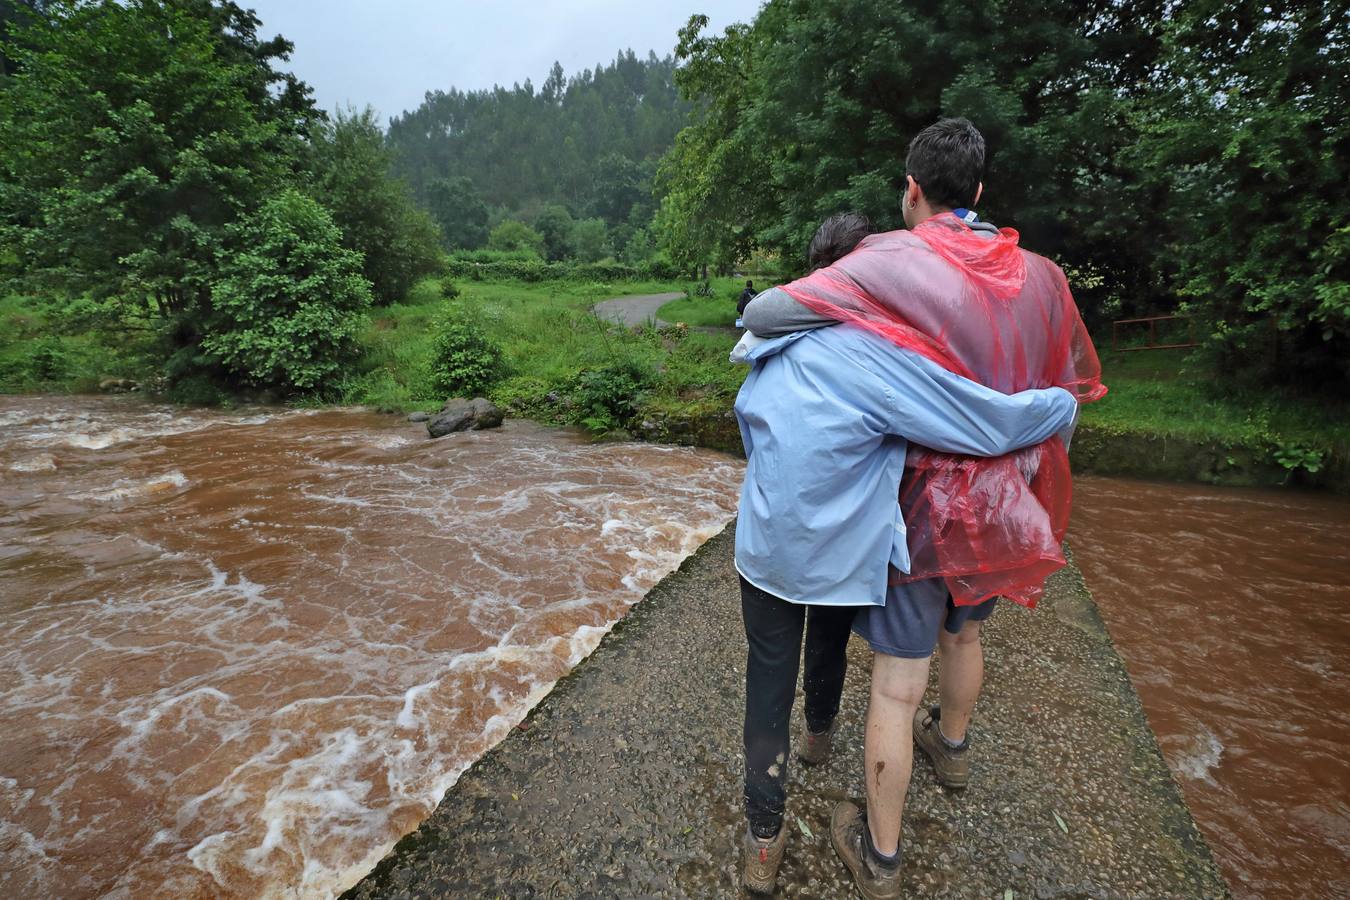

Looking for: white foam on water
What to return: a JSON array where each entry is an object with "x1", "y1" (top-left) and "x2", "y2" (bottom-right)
[
  {"x1": 0, "y1": 405, "x2": 744, "y2": 900},
  {"x1": 1175, "y1": 725, "x2": 1225, "y2": 782},
  {"x1": 6, "y1": 453, "x2": 57, "y2": 473},
  {"x1": 71, "y1": 471, "x2": 189, "y2": 503}
]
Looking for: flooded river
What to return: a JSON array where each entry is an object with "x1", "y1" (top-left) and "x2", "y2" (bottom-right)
[
  {"x1": 5, "y1": 394, "x2": 1347, "y2": 899},
  {"x1": 1071, "y1": 476, "x2": 1350, "y2": 900},
  {"x1": 0, "y1": 396, "x2": 741, "y2": 898}
]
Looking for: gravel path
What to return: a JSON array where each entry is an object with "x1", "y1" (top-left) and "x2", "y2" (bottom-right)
[
  {"x1": 592, "y1": 292, "x2": 685, "y2": 328},
  {"x1": 346, "y1": 526, "x2": 1228, "y2": 899}
]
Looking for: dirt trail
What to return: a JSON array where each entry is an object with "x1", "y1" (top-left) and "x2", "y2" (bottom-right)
[{"x1": 346, "y1": 526, "x2": 1228, "y2": 899}]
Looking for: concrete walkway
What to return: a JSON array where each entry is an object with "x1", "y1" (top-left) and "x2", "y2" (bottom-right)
[
  {"x1": 592, "y1": 292, "x2": 684, "y2": 328},
  {"x1": 345, "y1": 526, "x2": 1227, "y2": 899}
]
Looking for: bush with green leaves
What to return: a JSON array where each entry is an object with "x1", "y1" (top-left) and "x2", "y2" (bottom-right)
[
  {"x1": 570, "y1": 361, "x2": 653, "y2": 433},
  {"x1": 487, "y1": 220, "x2": 546, "y2": 257},
  {"x1": 425, "y1": 306, "x2": 505, "y2": 398},
  {"x1": 201, "y1": 190, "x2": 372, "y2": 393}
]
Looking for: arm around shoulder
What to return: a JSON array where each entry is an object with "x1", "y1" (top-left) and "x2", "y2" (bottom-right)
[{"x1": 742, "y1": 287, "x2": 840, "y2": 337}]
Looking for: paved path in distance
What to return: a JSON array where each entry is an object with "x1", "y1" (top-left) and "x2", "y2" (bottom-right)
[{"x1": 592, "y1": 292, "x2": 684, "y2": 328}]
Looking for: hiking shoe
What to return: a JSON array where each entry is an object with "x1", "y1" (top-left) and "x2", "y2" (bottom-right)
[
  {"x1": 913, "y1": 705, "x2": 970, "y2": 789},
  {"x1": 830, "y1": 801, "x2": 903, "y2": 900},
  {"x1": 797, "y1": 717, "x2": 836, "y2": 766},
  {"x1": 742, "y1": 824, "x2": 788, "y2": 894}
]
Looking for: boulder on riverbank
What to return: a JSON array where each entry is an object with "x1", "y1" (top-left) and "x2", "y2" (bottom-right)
[{"x1": 426, "y1": 397, "x2": 503, "y2": 438}]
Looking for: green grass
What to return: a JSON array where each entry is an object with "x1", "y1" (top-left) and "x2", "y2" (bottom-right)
[
  {"x1": 339, "y1": 275, "x2": 746, "y2": 432},
  {"x1": 0, "y1": 294, "x2": 157, "y2": 393},
  {"x1": 654, "y1": 278, "x2": 746, "y2": 328},
  {"x1": 1083, "y1": 348, "x2": 1350, "y2": 453},
  {"x1": 7, "y1": 275, "x2": 1346, "y2": 468}
]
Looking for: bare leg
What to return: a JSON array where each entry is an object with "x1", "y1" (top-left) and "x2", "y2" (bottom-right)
[
  {"x1": 863, "y1": 652, "x2": 931, "y2": 855},
  {"x1": 935, "y1": 619, "x2": 983, "y2": 743}
]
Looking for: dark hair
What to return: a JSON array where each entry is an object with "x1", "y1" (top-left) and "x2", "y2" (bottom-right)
[
  {"x1": 905, "y1": 117, "x2": 985, "y2": 210},
  {"x1": 746, "y1": 279, "x2": 754, "y2": 287},
  {"x1": 808, "y1": 212, "x2": 876, "y2": 270}
]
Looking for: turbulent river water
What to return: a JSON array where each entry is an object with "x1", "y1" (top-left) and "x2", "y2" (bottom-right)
[
  {"x1": 0, "y1": 396, "x2": 742, "y2": 898},
  {"x1": 5, "y1": 396, "x2": 1347, "y2": 899},
  {"x1": 1071, "y1": 476, "x2": 1350, "y2": 900}
]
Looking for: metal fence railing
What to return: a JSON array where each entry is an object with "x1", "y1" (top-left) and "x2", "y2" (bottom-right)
[{"x1": 1110, "y1": 314, "x2": 1198, "y2": 352}]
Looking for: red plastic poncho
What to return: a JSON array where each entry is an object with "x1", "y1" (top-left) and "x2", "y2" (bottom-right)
[{"x1": 779, "y1": 213, "x2": 1106, "y2": 608}]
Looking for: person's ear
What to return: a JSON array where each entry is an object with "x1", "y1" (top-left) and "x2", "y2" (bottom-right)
[
  {"x1": 974, "y1": 182, "x2": 984, "y2": 206},
  {"x1": 904, "y1": 175, "x2": 918, "y2": 209}
]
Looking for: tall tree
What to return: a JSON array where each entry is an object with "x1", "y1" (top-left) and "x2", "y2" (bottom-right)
[
  {"x1": 426, "y1": 176, "x2": 490, "y2": 250},
  {"x1": 307, "y1": 106, "x2": 444, "y2": 304},
  {"x1": 659, "y1": 1, "x2": 1167, "y2": 310},
  {"x1": 0, "y1": 0, "x2": 321, "y2": 319},
  {"x1": 1128, "y1": 0, "x2": 1350, "y2": 386}
]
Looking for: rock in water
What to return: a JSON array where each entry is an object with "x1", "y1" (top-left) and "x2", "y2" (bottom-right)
[
  {"x1": 427, "y1": 398, "x2": 504, "y2": 438},
  {"x1": 408, "y1": 411, "x2": 430, "y2": 423}
]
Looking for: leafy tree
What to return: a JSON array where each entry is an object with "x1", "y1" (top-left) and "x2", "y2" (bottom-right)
[
  {"x1": 487, "y1": 219, "x2": 545, "y2": 256},
  {"x1": 426, "y1": 175, "x2": 490, "y2": 249},
  {"x1": 619, "y1": 226, "x2": 657, "y2": 265},
  {"x1": 308, "y1": 106, "x2": 444, "y2": 304},
  {"x1": 571, "y1": 217, "x2": 611, "y2": 263},
  {"x1": 1128, "y1": 0, "x2": 1349, "y2": 386},
  {"x1": 0, "y1": 0, "x2": 319, "y2": 322},
  {"x1": 1, "y1": 0, "x2": 49, "y2": 76},
  {"x1": 660, "y1": 2, "x2": 1167, "y2": 300},
  {"x1": 200, "y1": 190, "x2": 371, "y2": 392},
  {"x1": 533, "y1": 204, "x2": 575, "y2": 261}
]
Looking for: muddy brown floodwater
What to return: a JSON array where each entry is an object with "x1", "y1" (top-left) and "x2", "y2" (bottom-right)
[
  {"x1": 0, "y1": 396, "x2": 742, "y2": 899},
  {"x1": 1070, "y1": 475, "x2": 1350, "y2": 900}
]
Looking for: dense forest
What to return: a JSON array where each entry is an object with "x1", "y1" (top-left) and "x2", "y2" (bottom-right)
[
  {"x1": 0, "y1": 0, "x2": 1347, "y2": 401},
  {"x1": 388, "y1": 52, "x2": 690, "y2": 263}
]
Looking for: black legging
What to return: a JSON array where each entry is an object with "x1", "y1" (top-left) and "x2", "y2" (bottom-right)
[{"x1": 740, "y1": 576, "x2": 857, "y2": 838}]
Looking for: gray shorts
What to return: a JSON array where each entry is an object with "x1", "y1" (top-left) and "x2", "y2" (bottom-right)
[{"x1": 853, "y1": 578, "x2": 997, "y2": 659}]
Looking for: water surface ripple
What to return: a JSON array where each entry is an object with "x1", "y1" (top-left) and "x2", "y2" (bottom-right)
[
  {"x1": 1071, "y1": 475, "x2": 1350, "y2": 900},
  {"x1": 0, "y1": 396, "x2": 742, "y2": 898}
]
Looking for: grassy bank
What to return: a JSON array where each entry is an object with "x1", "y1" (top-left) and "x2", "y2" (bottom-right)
[
  {"x1": 1078, "y1": 349, "x2": 1349, "y2": 485},
  {"x1": 345, "y1": 276, "x2": 744, "y2": 435},
  {"x1": 4, "y1": 275, "x2": 1347, "y2": 489},
  {"x1": 654, "y1": 280, "x2": 744, "y2": 328}
]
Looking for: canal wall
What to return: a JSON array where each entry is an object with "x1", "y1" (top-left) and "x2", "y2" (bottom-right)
[{"x1": 344, "y1": 525, "x2": 1229, "y2": 899}]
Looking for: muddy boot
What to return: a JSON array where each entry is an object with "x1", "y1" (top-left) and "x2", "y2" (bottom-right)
[
  {"x1": 742, "y1": 824, "x2": 788, "y2": 895},
  {"x1": 830, "y1": 801, "x2": 903, "y2": 899},
  {"x1": 913, "y1": 705, "x2": 970, "y2": 789},
  {"x1": 797, "y1": 716, "x2": 836, "y2": 766}
]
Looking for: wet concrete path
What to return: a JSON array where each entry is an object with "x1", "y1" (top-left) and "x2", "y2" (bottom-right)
[
  {"x1": 592, "y1": 292, "x2": 683, "y2": 328},
  {"x1": 346, "y1": 526, "x2": 1227, "y2": 899}
]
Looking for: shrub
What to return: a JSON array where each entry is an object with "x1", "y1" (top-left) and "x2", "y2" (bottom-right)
[
  {"x1": 569, "y1": 360, "x2": 653, "y2": 433},
  {"x1": 202, "y1": 190, "x2": 373, "y2": 393},
  {"x1": 440, "y1": 257, "x2": 681, "y2": 283},
  {"x1": 487, "y1": 220, "x2": 546, "y2": 257},
  {"x1": 425, "y1": 305, "x2": 505, "y2": 397}
]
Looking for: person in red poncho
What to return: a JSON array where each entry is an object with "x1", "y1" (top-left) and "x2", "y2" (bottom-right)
[{"x1": 741, "y1": 119, "x2": 1105, "y2": 895}]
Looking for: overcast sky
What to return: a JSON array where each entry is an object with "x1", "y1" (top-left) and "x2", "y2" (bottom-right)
[{"x1": 244, "y1": 1, "x2": 764, "y2": 122}]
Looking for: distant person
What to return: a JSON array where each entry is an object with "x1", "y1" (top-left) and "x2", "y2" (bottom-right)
[
  {"x1": 736, "y1": 280, "x2": 757, "y2": 317},
  {"x1": 730, "y1": 194, "x2": 1084, "y2": 892},
  {"x1": 737, "y1": 118, "x2": 1104, "y2": 897}
]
